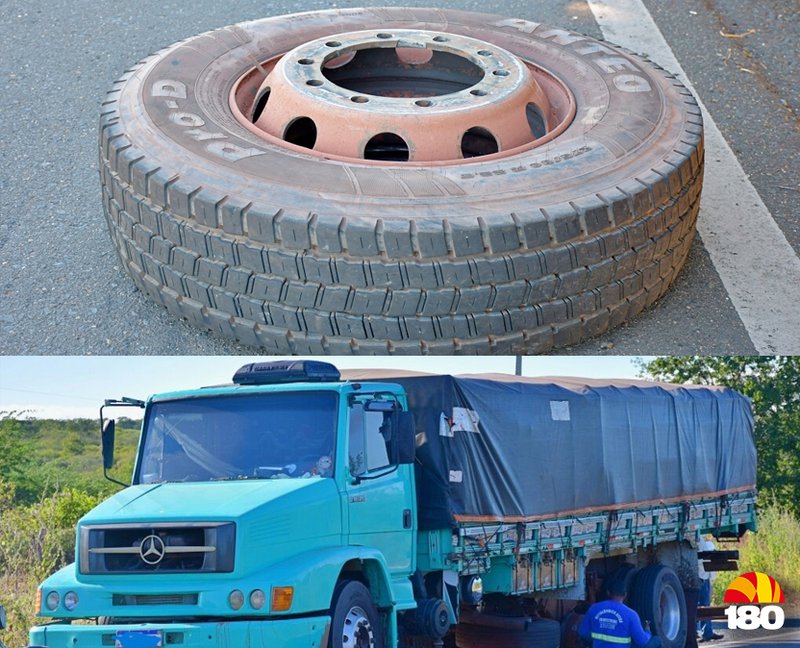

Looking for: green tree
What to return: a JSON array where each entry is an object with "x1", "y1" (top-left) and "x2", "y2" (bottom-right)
[
  {"x1": 0, "y1": 414, "x2": 37, "y2": 505},
  {"x1": 641, "y1": 356, "x2": 800, "y2": 516}
]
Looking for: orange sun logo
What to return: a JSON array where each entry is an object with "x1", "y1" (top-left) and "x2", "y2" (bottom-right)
[{"x1": 724, "y1": 572, "x2": 785, "y2": 604}]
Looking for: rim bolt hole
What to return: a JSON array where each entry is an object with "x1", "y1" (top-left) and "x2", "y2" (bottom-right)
[
  {"x1": 493, "y1": 69, "x2": 509, "y2": 77},
  {"x1": 351, "y1": 95, "x2": 369, "y2": 103},
  {"x1": 307, "y1": 79, "x2": 323, "y2": 87},
  {"x1": 470, "y1": 89, "x2": 487, "y2": 96},
  {"x1": 298, "y1": 58, "x2": 314, "y2": 65},
  {"x1": 477, "y1": 49, "x2": 492, "y2": 56},
  {"x1": 325, "y1": 41, "x2": 342, "y2": 47},
  {"x1": 415, "y1": 99, "x2": 433, "y2": 107},
  {"x1": 432, "y1": 35, "x2": 448, "y2": 42},
  {"x1": 376, "y1": 33, "x2": 393, "y2": 39}
]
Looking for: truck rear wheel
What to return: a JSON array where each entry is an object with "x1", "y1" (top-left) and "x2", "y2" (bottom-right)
[
  {"x1": 330, "y1": 580, "x2": 384, "y2": 648},
  {"x1": 630, "y1": 565, "x2": 687, "y2": 648},
  {"x1": 455, "y1": 616, "x2": 560, "y2": 648}
]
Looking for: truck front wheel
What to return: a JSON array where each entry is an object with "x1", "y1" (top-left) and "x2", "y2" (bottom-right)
[
  {"x1": 630, "y1": 565, "x2": 687, "y2": 648},
  {"x1": 330, "y1": 580, "x2": 384, "y2": 648}
]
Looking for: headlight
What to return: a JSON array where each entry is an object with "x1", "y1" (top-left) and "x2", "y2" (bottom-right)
[
  {"x1": 228, "y1": 589, "x2": 244, "y2": 610},
  {"x1": 64, "y1": 591, "x2": 79, "y2": 611},
  {"x1": 249, "y1": 589, "x2": 266, "y2": 610},
  {"x1": 45, "y1": 591, "x2": 60, "y2": 611}
]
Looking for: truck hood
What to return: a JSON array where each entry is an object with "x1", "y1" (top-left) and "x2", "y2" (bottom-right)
[{"x1": 83, "y1": 478, "x2": 338, "y2": 523}]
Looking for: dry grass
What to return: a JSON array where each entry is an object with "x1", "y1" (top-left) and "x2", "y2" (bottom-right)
[{"x1": 712, "y1": 502, "x2": 800, "y2": 616}]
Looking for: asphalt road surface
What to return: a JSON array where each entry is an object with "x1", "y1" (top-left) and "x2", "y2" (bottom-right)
[
  {"x1": 1, "y1": 0, "x2": 798, "y2": 355},
  {"x1": 710, "y1": 621, "x2": 800, "y2": 647}
]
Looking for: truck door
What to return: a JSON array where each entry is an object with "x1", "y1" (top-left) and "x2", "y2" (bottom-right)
[{"x1": 345, "y1": 399, "x2": 415, "y2": 576}]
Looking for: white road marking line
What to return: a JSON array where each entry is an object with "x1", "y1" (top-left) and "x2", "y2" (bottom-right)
[{"x1": 587, "y1": 0, "x2": 800, "y2": 353}]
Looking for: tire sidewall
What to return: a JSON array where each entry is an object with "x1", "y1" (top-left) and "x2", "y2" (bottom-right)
[{"x1": 329, "y1": 580, "x2": 384, "y2": 648}]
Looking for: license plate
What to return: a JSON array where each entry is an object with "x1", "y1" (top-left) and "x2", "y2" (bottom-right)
[{"x1": 114, "y1": 630, "x2": 163, "y2": 648}]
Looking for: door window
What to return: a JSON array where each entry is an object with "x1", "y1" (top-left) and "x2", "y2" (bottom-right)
[{"x1": 348, "y1": 405, "x2": 391, "y2": 476}]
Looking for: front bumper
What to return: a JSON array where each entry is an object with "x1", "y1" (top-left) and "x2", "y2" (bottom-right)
[{"x1": 29, "y1": 617, "x2": 330, "y2": 648}]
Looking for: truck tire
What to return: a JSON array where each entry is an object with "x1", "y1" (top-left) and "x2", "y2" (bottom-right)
[
  {"x1": 629, "y1": 565, "x2": 687, "y2": 648},
  {"x1": 604, "y1": 563, "x2": 640, "y2": 599},
  {"x1": 455, "y1": 617, "x2": 560, "y2": 648},
  {"x1": 329, "y1": 580, "x2": 383, "y2": 648},
  {"x1": 100, "y1": 8, "x2": 703, "y2": 354}
]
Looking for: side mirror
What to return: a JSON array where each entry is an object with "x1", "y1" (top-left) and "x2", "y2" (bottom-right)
[
  {"x1": 396, "y1": 411, "x2": 416, "y2": 465},
  {"x1": 102, "y1": 419, "x2": 116, "y2": 470}
]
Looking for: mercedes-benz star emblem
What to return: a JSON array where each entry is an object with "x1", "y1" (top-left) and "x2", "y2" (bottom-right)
[{"x1": 139, "y1": 534, "x2": 166, "y2": 565}]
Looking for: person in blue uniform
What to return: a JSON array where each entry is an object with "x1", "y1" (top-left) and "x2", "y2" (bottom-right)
[{"x1": 579, "y1": 578, "x2": 661, "y2": 648}]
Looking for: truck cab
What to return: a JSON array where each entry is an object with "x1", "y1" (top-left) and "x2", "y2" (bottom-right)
[{"x1": 30, "y1": 361, "x2": 419, "y2": 648}]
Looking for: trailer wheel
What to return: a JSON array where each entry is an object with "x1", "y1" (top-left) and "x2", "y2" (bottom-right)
[
  {"x1": 630, "y1": 565, "x2": 687, "y2": 648},
  {"x1": 329, "y1": 580, "x2": 384, "y2": 648},
  {"x1": 455, "y1": 617, "x2": 560, "y2": 648},
  {"x1": 100, "y1": 7, "x2": 703, "y2": 354}
]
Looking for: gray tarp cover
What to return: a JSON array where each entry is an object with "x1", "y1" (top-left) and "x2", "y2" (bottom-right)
[{"x1": 341, "y1": 371, "x2": 757, "y2": 530}]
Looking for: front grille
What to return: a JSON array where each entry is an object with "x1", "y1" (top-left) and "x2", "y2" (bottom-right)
[
  {"x1": 80, "y1": 522, "x2": 235, "y2": 574},
  {"x1": 112, "y1": 594, "x2": 199, "y2": 606}
]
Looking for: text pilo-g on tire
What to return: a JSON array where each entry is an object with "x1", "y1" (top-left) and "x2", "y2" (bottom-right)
[
  {"x1": 99, "y1": 8, "x2": 703, "y2": 354},
  {"x1": 329, "y1": 580, "x2": 383, "y2": 648}
]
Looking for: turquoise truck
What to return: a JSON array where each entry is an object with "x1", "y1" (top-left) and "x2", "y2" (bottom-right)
[{"x1": 29, "y1": 361, "x2": 757, "y2": 648}]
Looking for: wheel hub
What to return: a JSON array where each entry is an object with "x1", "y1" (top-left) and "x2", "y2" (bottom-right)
[
  {"x1": 342, "y1": 605, "x2": 374, "y2": 648},
  {"x1": 660, "y1": 585, "x2": 681, "y2": 641},
  {"x1": 231, "y1": 29, "x2": 575, "y2": 163}
]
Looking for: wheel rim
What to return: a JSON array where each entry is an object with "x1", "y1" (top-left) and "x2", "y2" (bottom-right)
[
  {"x1": 230, "y1": 28, "x2": 575, "y2": 164},
  {"x1": 659, "y1": 584, "x2": 681, "y2": 641},
  {"x1": 341, "y1": 605, "x2": 375, "y2": 648}
]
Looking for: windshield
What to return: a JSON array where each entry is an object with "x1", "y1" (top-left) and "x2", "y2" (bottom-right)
[{"x1": 136, "y1": 392, "x2": 338, "y2": 483}]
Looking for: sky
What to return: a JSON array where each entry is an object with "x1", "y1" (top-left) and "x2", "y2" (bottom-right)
[{"x1": 0, "y1": 355, "x2": 654, "y2": 419}]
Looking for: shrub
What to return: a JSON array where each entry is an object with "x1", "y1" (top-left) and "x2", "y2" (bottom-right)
[
  {"x1": 0, "y1": 488, "x2": 99, "y2": 647},
  {"x1": 711, "y1": 502, "x2": 800, "y2": 613}
]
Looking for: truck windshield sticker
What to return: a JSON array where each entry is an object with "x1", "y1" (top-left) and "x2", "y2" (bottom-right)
[
  {"x1": 137, "y1": 392, "x2": 337, "y2": 483},
  {"x1": 452, "y1": 407, "x2": 480, "y2": 433},
  {"x1": 550, "y1": 400, "x2": 571, "y2": 421}
]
